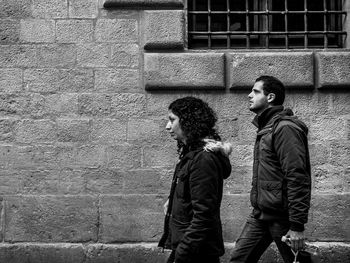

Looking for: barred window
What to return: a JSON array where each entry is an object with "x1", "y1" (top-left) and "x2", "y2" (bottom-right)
[{"x1": 188, "y1": 0, "x2": 347, "y2": 49}]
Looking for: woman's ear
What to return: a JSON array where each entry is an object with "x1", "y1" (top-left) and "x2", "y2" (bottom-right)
[{"x1": 267, "y1": 93, "x2": 276, "y2": 104}]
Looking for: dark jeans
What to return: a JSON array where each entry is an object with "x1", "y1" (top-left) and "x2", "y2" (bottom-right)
[
  {"x1": 167, "y1": 250, "x2": 220, "y2": 263},
  {"x1": 229, "y1": 216, "x2": 294, "y2": 263}
]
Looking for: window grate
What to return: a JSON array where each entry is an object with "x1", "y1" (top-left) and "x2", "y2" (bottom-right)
[{"x1": 188, "y1": 0, "x2": 347, "y2": 49}]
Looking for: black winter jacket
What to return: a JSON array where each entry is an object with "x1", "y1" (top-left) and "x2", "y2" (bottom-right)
[
  {"x1": 159, "y1": 143, "x2": 231, "y2": 263},
  {"x1": 250, "y1": 106, "x2": 311, "y2": 231}
]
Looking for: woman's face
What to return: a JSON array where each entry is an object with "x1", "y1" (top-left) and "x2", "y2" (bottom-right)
[{"x1": 166, "y1": 111, "x2": 186, "y2": 144}]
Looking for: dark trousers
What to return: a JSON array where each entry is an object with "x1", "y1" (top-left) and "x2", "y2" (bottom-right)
[
  {"x1": 229, "y1": 216, "x2": 295, "y2": 263},
  {"x1": 167, "y1": 250, "x2": 220, "y2": 263}
]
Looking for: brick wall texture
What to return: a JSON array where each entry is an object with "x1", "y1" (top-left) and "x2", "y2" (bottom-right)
[{"x1": 0, "y1": 0, "x2": 349, "y2": 262}]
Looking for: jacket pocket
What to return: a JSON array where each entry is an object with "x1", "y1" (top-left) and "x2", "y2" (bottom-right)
[{"x1": 258, "y1": 180, "x2": 283, "y2": 211}]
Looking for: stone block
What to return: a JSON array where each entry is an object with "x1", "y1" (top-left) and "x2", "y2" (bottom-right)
[
  {"x1": 330, "y1": 141, "x2": 350, "y2": 168},
  {"x1": 144, "y1": 53, "x2": 225, "y2": 89},
  {"x1": 0, "y1": 19, "x2": 20, "y2": 44},
  {"x1": 77, "y1": 43, "x2": 110, "y2": 67},
  {"x1": 221, "y1": 194, "x2": 252, "y2": 241},
  {"x1": 223, "y1": 166, "x2": 251, "y2": 195},
  {"x1": 0, "y1": 118, "x2": 18, "y2": 142},
  {"x1": 144, "y1": 10, "x2": 184, "y2": 50},
  {"x1": 57, "y1": 145, "x2": 105, "y2": 169},
  {"x1": 69, "y1": 0, "x2": 98, "y2": 18},
  {"x1": 0, "y1": 243, "x2": 85, "y2": 263},
  {"x1": 332, "y1": 93, "x2": 350, "y2": 114},
  {"x1": 228, "y1": 52, "x2": 314, "y2": 89},
  {"x1": 78, "y1": 93, "x2": 112, "y2": 116},
  {"x1": 291, "y1": 92, "x2": 331, "y2": 118},
  {"x1": 21, "y1": 170, "x2": 60, "y2": 195},
  {"x1": 15, "y1": 119, "x2": 56, "y2": 143},
  {"x1": 217, "y1": 118, "x2": 239, "y2": 142},
  {"x1": 85, "y1": 168, "x2": 123, "y2": 194},
  {"x1": 308, "y1": 143, "x2": 330, "y2": 167},
  {"x1": 36, "y1": 44, "x2": 76, "y2": 67},
  {"x1": 56, "y1": 20, "x2": 93, "y2": 43},
  {"x1": 38, "y1": 93, "x2": 79, "y2": 117},
  {"x1": 122, "y1": 168, "x2": 171, "y2": 195},
  {"x1": 142, "y1": 144, "x2": 177, "y2": 167},
  {"x1": 0, "y1": 0, "x2": 32, "y2": 18},
  {"x1": 103, "y1": 0, "x2": 184, "y2": 8},
  {"x1": 90, "y1": 119, "x2": 127, "y2": 144},
  {"x1": 95, "y1": 18, "x2": 138, "y2": 43},
  {"x1": 85, "y1": 244, "x2": 169, "y2": 263},
  {"x1": 59, "y1": 169, "x2": 86, "y2": 194},
  {"x1": 20, "y1": 19, "x2": 55, "y2": 43},
  {"x1": 229, "y1": 143, "x2": 254, "y2": 167},
  {"x1": 0, "y1": 170, "x2": 22, "y2": 195},
  {"x1": 313, "y1": 164, "x2": 349, "y2": 193},
  {"x1": 0, "y1": 145, "x2": 12, "y2": 169},
  {"x1": 32, "y1": 0, "x2": 68, "y2": 19},
  {"x1": 9, "y1": 145, "x2": 58, "y2": 170},
  {"x1": 4, "y1": 196, "x2": 98, "y2": 242},
  {"x1": 110, "y1": 43, "x2": 139, "y2": 68},
  {"x1": 95, "y1": 69, "x2": 140, "y2": 93},
  {"x1": 308, "y1": 194, "x2": 350, "y2": 241},
  {"x1": 110, "y1": 93, "x2": 146, "y2": 118},
  {"x1": 105, "y1": 143, "x2": 141, "y2": 169},
  {"x1": 99, "y1": 195, "x2": 164, "y2": 242},
  {"x1": 316, "y1": 51, "x2": 350, "y2": 89},
  {"x1": 127, "y1": 118, "x2": 165, "y2": 142},
  {"x1": 0, "y1": 68, "x2": 22, "y2": 93},
  {"x1": 309, "y1": 116, "x2": 346, "y2": 142},
  {"x1": 57, "y1": 118, "x2": 91, "y2": 142},
  {"x1": 24, "y1": 69, "x2": 61, "y2": 93},
  {"x1": 0, "y1": 45, "x2": 37, "y2": 67}
]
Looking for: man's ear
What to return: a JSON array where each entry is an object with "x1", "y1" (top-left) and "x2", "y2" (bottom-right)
[{"x1": 267, "y1": 93, "x2": 276, "y2": 104}]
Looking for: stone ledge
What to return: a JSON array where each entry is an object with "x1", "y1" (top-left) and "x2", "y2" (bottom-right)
[
  {"x1": 0, "y1": 242, "x2": 349, "y2": 263},
  {"x1": 144, "y1": 53, "x2": 225, "y2": 90},
  {"x1": 228, "y1": 52, "x2": 314, "y2": 89},
  {"x1": 143, "y1": 10, "x2": 184, "y2": 50},
  {"x1": 316, "y1": 51, "x2": 350, "y2": 89},
  {"x1": 103, "y1": 0, "x2": 184, "y2": 9}
]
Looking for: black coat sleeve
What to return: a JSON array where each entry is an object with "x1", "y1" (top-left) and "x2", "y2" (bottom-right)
[{"x1": 274, "y1": 124, "x2": 311, "y2": 231}]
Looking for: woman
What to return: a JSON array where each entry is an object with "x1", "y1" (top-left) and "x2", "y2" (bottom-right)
[{"x1": 158, "y1": 97, "x2": 232, "y2": 263}]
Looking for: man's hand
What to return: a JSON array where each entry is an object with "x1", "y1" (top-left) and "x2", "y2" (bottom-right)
[{"x1": 282, "y1": 230, "x2": 305, "y2": 251}]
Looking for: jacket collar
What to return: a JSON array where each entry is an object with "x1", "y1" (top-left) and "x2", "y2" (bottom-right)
[{"x1": 252, "y1": 106, "x2": 284, "y2": 130}]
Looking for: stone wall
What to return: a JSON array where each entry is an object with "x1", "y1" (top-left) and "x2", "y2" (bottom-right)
[{"x1": 0, "y1": 0, "x2": 349, "y2": 262}]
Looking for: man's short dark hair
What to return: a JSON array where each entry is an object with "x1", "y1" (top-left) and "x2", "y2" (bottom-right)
[{"x1": 256, "y1": 75, "x2": 285, "y2": 105}]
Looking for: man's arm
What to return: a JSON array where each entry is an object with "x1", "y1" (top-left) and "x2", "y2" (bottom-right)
[{"x1": 274, "y1": 123, "x2": 311, "y2": 250}]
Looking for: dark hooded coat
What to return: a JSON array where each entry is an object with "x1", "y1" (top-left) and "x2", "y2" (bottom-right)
[{"x1": 159, "y1": 145, "x2": 231, "y2": 263}]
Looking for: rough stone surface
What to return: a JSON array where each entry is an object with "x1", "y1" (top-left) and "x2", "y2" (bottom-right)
[
  {"x1": 4, "y1": 196, "x2": 98, "y2": 242},
  {"x1": 56, "y1": 20, "x2": 94, "y2": 43},
  {"x1": 144, "y1": 10, "x2": 184, "y2": 50},
  {"x1": 99, "y1": 195, "x2": 164, "y2": 242},
  {"x1": 95, "y1": 18, "x2": 138, "y2": 43},
  {"x1": 228, "y1": 52, "x2": 314, "y2": 89},
  {"x1": 316, "y1": 52, "x2": 350, "y2": 89},
  {"x1": 68, "y1": 0, "x2": 98, "y2": 18},
  {"x1": 103, "y1": 0, "x2": 184, "y2": 9},
  {"x1": 144, "y1": 53, "x2": 225, "y2": 89},
  {"x1": 32, "y1": 0, "x2": 68, "y2": 19},
  {"x1": 0, "y1": 69, "x2": 22, "y2": 93},
  {"x1": 0, "y1": 19, "x2": 20, "y2": 44},
  {"x1": 20, "y1": 19, "x2": 55, "y2": 43}
]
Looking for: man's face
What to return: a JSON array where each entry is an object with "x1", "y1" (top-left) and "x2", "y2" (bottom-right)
[
  {"x1": 166, "y1": 111, "x2": 186, "y2": 143},
  {"x1": 248, "y1": 81, "x2": 270, "y2": 114}
]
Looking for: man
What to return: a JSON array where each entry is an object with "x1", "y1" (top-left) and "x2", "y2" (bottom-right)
[{"x1": 229, "y1": 76, "x2": 311, "y2": 263}]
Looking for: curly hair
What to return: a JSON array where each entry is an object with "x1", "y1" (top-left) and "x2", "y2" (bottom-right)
[{"x1": 168, "y1": 97, "x2": 221, "y2": 157}]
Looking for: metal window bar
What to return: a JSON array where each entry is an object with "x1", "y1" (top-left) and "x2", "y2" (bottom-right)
[{"x1": 188, "y1": 0, "x2": 346, "y2": 49}]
